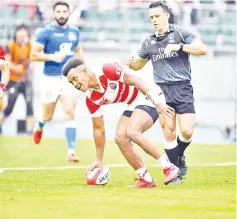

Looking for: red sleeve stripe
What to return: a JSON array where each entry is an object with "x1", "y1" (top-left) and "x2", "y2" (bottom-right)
[
  {"x1": 113, "y1": 82, "x2": 124, "y2": 103},
  {"x1": 127, "y1": 87, "x2": 139, "y2": 105},
  {"x1": 86, "y1": 97, "x2": 101, "y2": 114},
  {"x1": 119, "y1": 83, "x2": 130, "y2": 103}
]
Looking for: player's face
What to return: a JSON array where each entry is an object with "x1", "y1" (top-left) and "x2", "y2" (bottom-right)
[
  {"x1": 54, "y1": 5, "x2": 70, "y2": 26},
  {"x1": 67, "y1": 65, "x2": 90, "y2": 92},
  {"x1": 15, "y1": 29, "x2": 29, "y2": 45},
  {"x1": 149, "y1": 7, "x2": 169, "y2": 32}
]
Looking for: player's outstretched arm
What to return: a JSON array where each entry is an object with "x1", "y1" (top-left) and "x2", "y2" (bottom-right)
[
  {"x1": 123, "y1": 70, "x2": 175, "y2": 118},
  {"x1": 126, "y1": 56, "x2": 149, "y2": 71},
  {"x1": 91, "y1": 116, "x2": 106, "y2": 167}
]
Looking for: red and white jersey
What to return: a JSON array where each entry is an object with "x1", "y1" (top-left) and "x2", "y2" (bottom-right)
[
  {"x1": 86, "y1": 62, "x2": 140, "y2": 117},
  {"x1": 0, "y1": 45, "x2": 7, "y2": 66}
]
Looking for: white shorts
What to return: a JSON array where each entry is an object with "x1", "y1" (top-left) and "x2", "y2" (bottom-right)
[
  {"x1": 124, "y1": 92, "x2": 159, "y2": 123},
  {"x1": 126, "y1": 92, "x2": 154, "y2": 112},
  {"x1": 40, "y1": 75, "x2": 79, "y2": 103}
]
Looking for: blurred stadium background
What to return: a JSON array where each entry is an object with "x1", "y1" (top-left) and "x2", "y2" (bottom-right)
[{"x1": 0, "y1": 0, "x2": 236, "y2": 144}]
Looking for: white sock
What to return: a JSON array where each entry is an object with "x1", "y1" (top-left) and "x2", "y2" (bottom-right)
[
  {"x1": 158, "y1": 155, "x2": 173, "y2": 169},
  {"x1": 163, "y1": 139, "x2": 178, "y2": 150},
  {"x1": 136, "y1": 167, "x2": 153, "y2": 182},
  {"x1": 68, "y1": 149, "x2": 76, "y2": 156},
  {"x1": 179, "y1": 134, "x2": 192, "y2": 143}
]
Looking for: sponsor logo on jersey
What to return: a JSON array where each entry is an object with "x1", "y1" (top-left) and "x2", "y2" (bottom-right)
[
  {"x1": 168, "y1": 33, "x2": 175, "y2": 43},
  {"x1": 100, "y1": 97, "x2": 110, "y2": 105},
  {"x1": 53, "y1": 33, "x2": 64, "y2": 37},
  {"x1": 109, "y1": 83, "x2": 117, "y2": 90},
  {"x1": 68, "y1": 32, "x2": 77, "y2": 41},
  {"x1": 152, "y1": 47, "x2": 178, "y2": 61},
  {"x1": 55, "y1": 42, "x2": 73, "y2": 55}
]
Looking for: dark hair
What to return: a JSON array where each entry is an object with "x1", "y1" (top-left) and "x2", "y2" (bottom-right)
[
  {"x1": 53, "y1": 1, "x2": 70, "y2": 11},
  {"x1": 149, "y1": 1, "x2": 169, "y2": 13},
  {"x1": 14, "y1": 24, "x2": 30, "y2": 41},
  {"x1": 62, "y1": 58, "x2": 84, "y2": 76}
]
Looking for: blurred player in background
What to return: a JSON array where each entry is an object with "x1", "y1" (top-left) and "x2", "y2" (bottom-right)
[
  {"x1": 127, "y1": 1, "x2": 207, "y2": 182},
  {"x1": 222, "y1": 121, "x2": 237, "y2": 142},
  {"x1": 0, "y1": 24, "x2": 34, "y2": 135},
  {"x1": 0, "y1": 44, "x2": 10, "y2": 173},
  {"x1": 62, "y1": 58, "x2": 180, "y2": 188},
  {"x1": 30, "y1": 1, "x2": 84, "y2": 162}
]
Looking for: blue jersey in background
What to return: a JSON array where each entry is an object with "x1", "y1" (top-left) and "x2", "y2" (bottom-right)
[{"x1": 36, "y1": 22, "x2": 80, "y2": 76}]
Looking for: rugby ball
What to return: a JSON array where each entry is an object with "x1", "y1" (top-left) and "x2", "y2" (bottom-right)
[{"x1": 86, "y1": 166, "x2": 110, "y2": 185}]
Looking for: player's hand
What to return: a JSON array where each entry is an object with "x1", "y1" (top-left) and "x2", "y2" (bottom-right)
[
  {"x1": 87, "y1": 159, "x2": 104, "y2": 173},
  {"x1": 164, "y1": 44, "x2": 181, "y2": 56},
  {"x1": 126, "y1": 56, "x2": 136, "y2": 68},
  {"x1": 156, "y1": 103, "x2": 175, "y2": 119},
  {"x1": 51, "y1": 53, "x2": 66, "y2": 63}
]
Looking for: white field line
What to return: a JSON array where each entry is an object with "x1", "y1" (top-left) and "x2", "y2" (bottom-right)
[{"x1": 1, "y1": 162, "x2": 236, "y2": 171}]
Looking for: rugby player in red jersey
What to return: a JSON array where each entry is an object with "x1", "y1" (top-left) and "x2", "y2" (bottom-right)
[
  {"x1": 0, "y1": 45, "x2": 10, "y2": 99},
  {"x1": 62, "y1": 58, "x2": 180, "y2": 188}
]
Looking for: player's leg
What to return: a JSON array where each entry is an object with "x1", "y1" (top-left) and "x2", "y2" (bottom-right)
[
  {"x1": 0, "y1": 81, "x2": 19, "y2": 133},
  {"x1": 159, "y1": 114, "x2": 180, "y2": 166},
  {"x1": 127, "y1": 106, "x2": 180, "y2": 185},
  {"x1": 177, "y1": 113, "x2": 195, "y2": 177},
  {"x1": 156, "y1": 83, "x2": 181, "y2": 167},
  {"x1": 174, "y1": 81, "x2": 196, "y2": 178},
  {"x1": 60, "y1": 77, "x2": 79, "y2": 162},
  {"x1": 114, "y1": 112, "x2": 155, "y2": 188},
  {"x1": 22, "y1": 80, "x2": 34, "y2": 134},
  {"x1": 33, "y1": 76, "x2": 60, "y2": 144}
]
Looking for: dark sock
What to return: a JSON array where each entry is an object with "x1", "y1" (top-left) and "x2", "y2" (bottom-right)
[
  {"x1": 165, "y1": 146, "x2": 180, "y2": 167},
  {"x1": 177, "y1": 136, "x2": 192, "y2": 157}
]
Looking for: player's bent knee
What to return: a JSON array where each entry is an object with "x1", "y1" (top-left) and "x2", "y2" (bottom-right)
[
  {"x1": 127, "y1": 130, "x2": 141, "y2": 142},
  {"x1": 180, "y1": 129, "x2": 193, "y2": 139},
  {"x1": 164, "y1": 130, "x2": 176, "y2": 142},
  {"x1": 114, "y1": 133, "x2": 127, "y2": 146},
  {"x1": 63, "y1": 108, "x2": 75, "y2": 120}
]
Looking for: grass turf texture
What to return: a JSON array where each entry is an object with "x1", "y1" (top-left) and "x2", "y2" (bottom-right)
[{"x1": 0, "y1": 136, "x2": 236, "y2": 219}]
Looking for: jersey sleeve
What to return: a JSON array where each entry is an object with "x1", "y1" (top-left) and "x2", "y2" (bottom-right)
[
  {"x1": 0, "y1": 46, "x2": 7, "y2": 65},
  {"x1": 102, "y1": 62, "x2": 123, "y2": 81},
  {"x1": 138, "y1": 38, "x2": 151, "y2": 60},
  {"x1": 179, "y1": 27, "x2": 197, "y2": 44},
  {"x1": 35, "y1": 27, "x2": 49, "y2": 47},
  {"x1": 86, "y1": 97, "x2": 103, "y2": 117}
]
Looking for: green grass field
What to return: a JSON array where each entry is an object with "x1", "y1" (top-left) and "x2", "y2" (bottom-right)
[{"x1": 0, "y1": 136, "x2": 236, "y2": 219}]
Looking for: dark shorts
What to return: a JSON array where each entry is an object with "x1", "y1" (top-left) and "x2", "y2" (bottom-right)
[
  {"x1": 4, "y1": 80, "x2": 33, "y2": 117},
  {"x1": 122, "y1": 105, "x2": 159, "y2": 124},
  {"x1": 156, "y1": 81, "x2": 195, "y2": 114}
]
